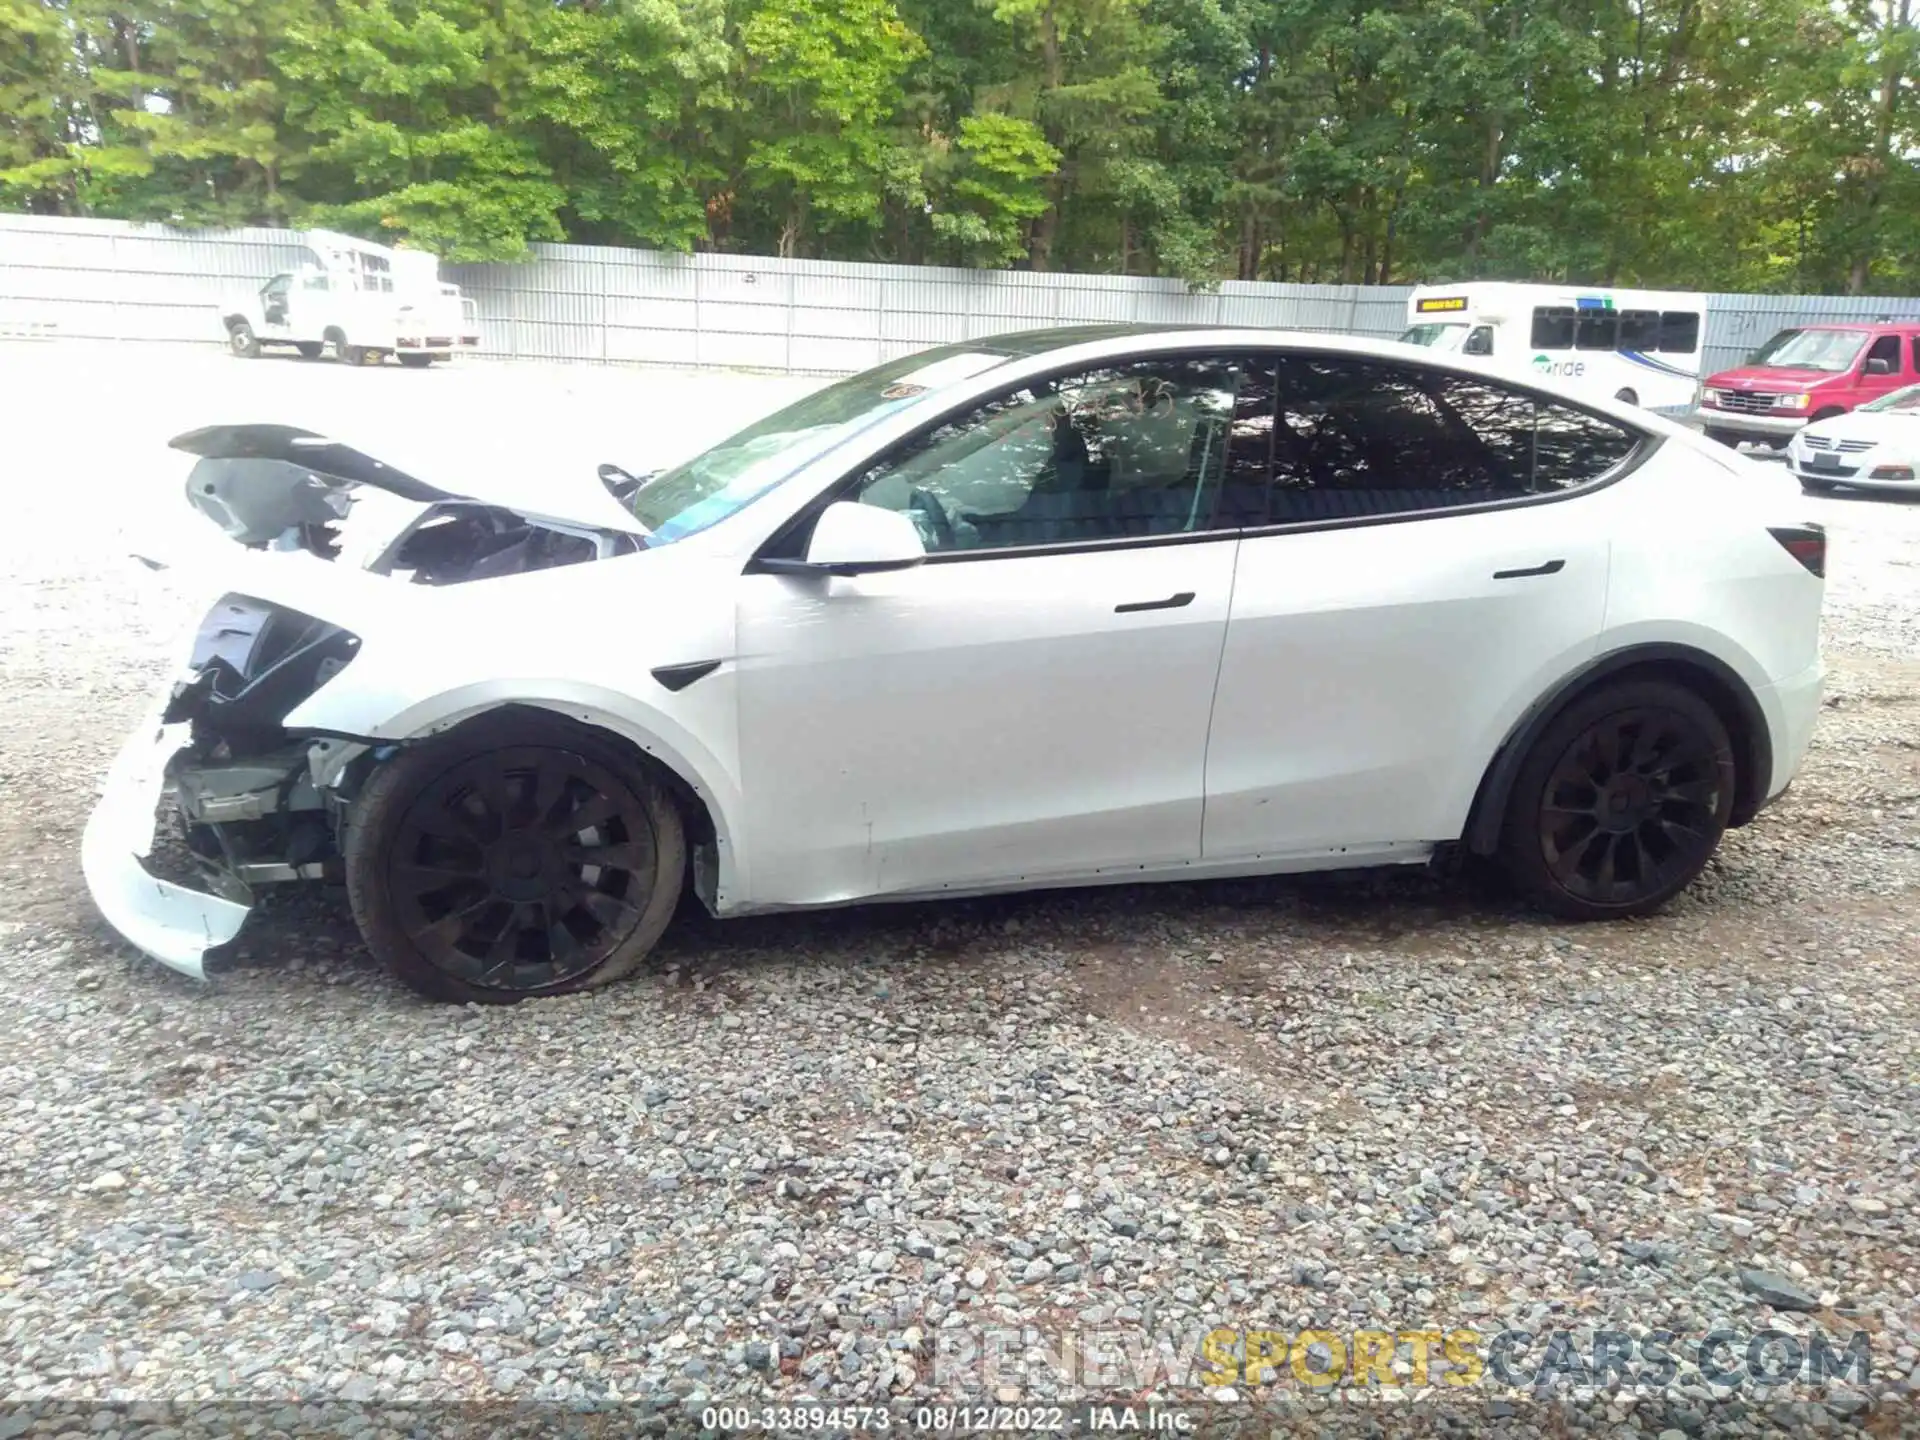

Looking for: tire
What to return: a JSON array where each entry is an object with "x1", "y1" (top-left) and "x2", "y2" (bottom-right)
[
  {"x1": 1499, "y1": 679, "x2": 1736, "y2": 921},
  {"x1": 344, "y1": 712, "x2": 686, "y2": 1003},
  {"x1": 1614, "y1": 388, "x2": 1638, "y2": 406},
  {"x1": 398, "y1": 353, "x2": 433, "y2": 369},
  {"x1": 296, "y1": 342, "x2": 324, "y2": 359},
  {"x1": 228, "y1": 320, "x2": 261, "y2": 359},
  {"x1": 1703, "y1": 427, "x2": 1742, "y2": 448}
]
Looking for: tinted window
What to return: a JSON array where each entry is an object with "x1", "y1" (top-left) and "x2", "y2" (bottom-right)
[
  {"x1": 849, "y1": 357, "x2": 1248, "y2": 552},
  {"x1": 1618, "y1": 310, "x2": 1661, "y2": 351},
  {"x1": 1658, "y1": 311, "x2": 1700, "y2": 353},
  {"x1": 1574, "y1": 310, "x2": 1619, "y2": 351},
  {"x1": 1259, "y1": 357, "x2": 1638, "y2": 523},
  {"x1": 1531, "y1": 308, "x2": 1575, "y2": 350}
]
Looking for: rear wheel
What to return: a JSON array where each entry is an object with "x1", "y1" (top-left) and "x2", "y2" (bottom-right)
[
  {"x1": 228, "y1": 320, "x2": 261, "y2": 359},
  {"x1": 398, "y1": 353, "x2": 433, "y2": 369},
  {"x1": 295, "y1": 341, "x2": 324, "y2": 359},
  {"x1": 1500, "y1": 679, "x2": 1735, "y2": 920},
  {"x1": 345, "y1": 713, "x2": 686, "y2": 1003}
]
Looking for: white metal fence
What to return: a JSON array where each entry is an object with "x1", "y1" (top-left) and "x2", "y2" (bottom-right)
[{"x1": 3, "y1": 212, "x2": 1916, "y2": 377}]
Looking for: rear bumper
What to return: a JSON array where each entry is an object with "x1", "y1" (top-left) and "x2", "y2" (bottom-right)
[
  {"x1": 1695, "y1": 409, "x2": 1805, "y2": 439},
  {"x1": 1757, "y1": 659, "x2": 1824, "y2": 804},
  {"x1": 81, "y1": 701, "x2": 250, "y2": 980}
]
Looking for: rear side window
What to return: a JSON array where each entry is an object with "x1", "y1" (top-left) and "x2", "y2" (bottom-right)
[
  {"x1": 1658, "y1": 311, "x2": 1700, "y2": 353},
  {"x1": 1257, "y1": 357, "x2": 1641, "y2": 523}
]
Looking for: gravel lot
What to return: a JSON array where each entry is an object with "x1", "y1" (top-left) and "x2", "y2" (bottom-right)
[{"x1": 1, "y1": 342, "x2": 1916, "y2": 1434}]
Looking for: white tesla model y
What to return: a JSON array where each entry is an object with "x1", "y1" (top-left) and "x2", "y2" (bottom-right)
[{"x1": 86, "y1": 326, "x2": 1826, "y2": 1001}]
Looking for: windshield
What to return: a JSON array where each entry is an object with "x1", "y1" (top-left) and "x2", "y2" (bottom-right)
[
  {"x1": 630, "y1": 344, "x2": 1016, "y2": 544},
  {"x1": 1400, "y1": 323, "x2": 1468, "y2": 351},
  {"x1": 1750, "y1": 328, "x2": 1869, "y2": 372},
  {"x1": 1861, "y1": 382, "x2": 1920, "y2": 414}
]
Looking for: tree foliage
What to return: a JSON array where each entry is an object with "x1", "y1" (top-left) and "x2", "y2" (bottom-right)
[{"x1": 3, "y1": 0, "x2": 1917, "y2": 291}]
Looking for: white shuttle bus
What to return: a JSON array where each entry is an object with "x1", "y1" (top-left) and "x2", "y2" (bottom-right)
[{"x1": 1398, "y1": 283, "x2": 1707, "y2": 415}]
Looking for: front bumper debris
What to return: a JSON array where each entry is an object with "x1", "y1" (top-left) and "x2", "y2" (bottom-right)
[{"x1": 81, "y1": 698, "x2": 251, "y2": 980}]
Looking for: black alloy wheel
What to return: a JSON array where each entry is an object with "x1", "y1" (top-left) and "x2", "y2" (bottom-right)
[
  {"x1": 346, "y1": 717, "x2": 685, "y2": 1002},
  {"x1": 1502, "y1": 679, "x2": 1735, "y2": 919}
]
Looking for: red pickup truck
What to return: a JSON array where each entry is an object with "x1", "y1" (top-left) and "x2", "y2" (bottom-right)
[{"x1": 1697, "y1": 319, "x2": 1920, "y2": 447}]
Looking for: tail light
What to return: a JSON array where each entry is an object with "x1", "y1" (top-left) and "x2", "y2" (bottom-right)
[{"x1": 1769, "y1": 524, "x2": 1826, "y2": 578}]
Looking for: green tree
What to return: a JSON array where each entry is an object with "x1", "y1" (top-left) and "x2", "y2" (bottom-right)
[
  {"x1": 732, "y1": 0, "x2": 927, "y2": 256},
  {"x1": 276, "y1": 0, "x2": 564, "y2": 259}
]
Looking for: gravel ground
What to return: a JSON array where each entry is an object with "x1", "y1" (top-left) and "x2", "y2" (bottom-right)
[{"x1": 1, "y1": 342, "x2": 1916, "y2": 1436}]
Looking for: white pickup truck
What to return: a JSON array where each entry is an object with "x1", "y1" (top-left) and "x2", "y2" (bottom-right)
[{"x1": 220, "y1": 229, "x2": 481, "y2": 368}]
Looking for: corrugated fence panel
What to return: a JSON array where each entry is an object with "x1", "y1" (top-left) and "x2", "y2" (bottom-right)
[{"x1": 7, "y1": 214, "x2": 1918, "y2": 375}]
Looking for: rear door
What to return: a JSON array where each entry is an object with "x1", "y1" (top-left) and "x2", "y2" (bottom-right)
[{"x1": 1202, "y1": 356, "x2": 1641, "y2": 859}]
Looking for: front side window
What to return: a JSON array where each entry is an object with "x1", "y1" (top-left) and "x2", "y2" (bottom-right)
[
  {"x1": 628, "y1": 343, "x2": 1017, "y2": 545},
  {"x1": 261, "y1": 274, "x2": 290, "y2": 299},
  {"x1": 1864, "y1": 334, "x2": 1900, "y2": 372},
  {"x1": 848, "y1": 357, "x2": 1253, "y2": 552},
  {"x1": 1260, "y1": 357, "x2": 1640, "y2": 523},
  {"x1": 1463, "y1": 326, "x2": 1495, "y2": 356}
]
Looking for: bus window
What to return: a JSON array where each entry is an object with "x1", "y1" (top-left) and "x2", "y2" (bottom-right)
[
  {"x1": 1657, "y1": 312, "x2": 1700, "y2": 353},
  {"x1": 1530, "y1": 307, "x2": 1575, "y2": 349},
  {"x1": 1575, "y1": 310, "x2": 1619, "y2": 350},
  {"x1": 1617, "y1": 310, "x2": 1661, "y2": 351}
]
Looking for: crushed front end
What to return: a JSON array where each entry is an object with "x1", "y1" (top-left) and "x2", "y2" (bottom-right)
[{"x1": 83, "y1": 594, "x2": 367, "y2": 978}]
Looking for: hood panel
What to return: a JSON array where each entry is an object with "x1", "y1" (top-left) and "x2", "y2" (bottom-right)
[
  {"x1": 169, "y1": 423, "x2": 648, "y2": 582},
  {"x1": 1707, "y1": 366, "x2": 1847, "y2": 389},
  {"x1": 169, "y1": 424, "x2": 647, "y2": 537}
]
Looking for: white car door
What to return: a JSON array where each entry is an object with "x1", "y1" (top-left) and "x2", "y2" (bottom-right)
[
  {"x1": 1202, "y1": 355, "x2": 1636, "y2": 860},
  {"x1": 733, "y1": 353, "x2": 1273, "y2": 907}
]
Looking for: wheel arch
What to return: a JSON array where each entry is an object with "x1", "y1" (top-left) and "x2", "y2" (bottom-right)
[
  {"x1": 222, "y1": 313, "x2": 252, "y2": 332},
  {"x1": 1462, "y1": 642, "x2": 1774, "y2": 856},
  {"x1": 329, "y1": 691, "x2": 746, "y2": 914}
]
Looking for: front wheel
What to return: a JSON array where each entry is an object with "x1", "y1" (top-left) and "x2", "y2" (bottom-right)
[
  {"x1": 1500, "y1": 679, "x2": 1735, "y2": 920},
  {"x1": 1613, "y1": 388, "x2": 1638, "y2": 407},
  {"x1": 397, "y1": 353, "x2": 433, "y2": 369},
  {"x1": 345, "y1": 714, "x2": 686, "y2": 1003},
  {"x1": 228, "y1": 320, "x2": 261, "y2": 359}
]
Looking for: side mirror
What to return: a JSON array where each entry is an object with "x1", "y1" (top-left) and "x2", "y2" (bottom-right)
[
  {"x1": 1866, "y1": 356, "x2": 1894, "y2": 376},
  {"x1": 800, "y1": 501, "x2": 927, "y2": 576}
]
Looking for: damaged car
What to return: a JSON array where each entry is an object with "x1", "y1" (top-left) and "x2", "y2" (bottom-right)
[{"x1": 86, "y1": 325, "x2": 1828, "y2": 1002}]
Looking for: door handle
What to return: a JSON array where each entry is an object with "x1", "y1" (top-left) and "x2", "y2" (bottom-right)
[
  {"x1": 1115, "y1": 591, "x2": 1196, "y2": 613},
  {"x1": 1492, "y1": 559, "x2": 1565, "y2": 580}
]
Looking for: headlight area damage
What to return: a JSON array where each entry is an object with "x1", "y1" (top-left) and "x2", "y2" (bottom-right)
[
  {"x1": 85, "y1": 424, "x2": 650, "y2": 979},
  {"x1": 82, "y1": 594, "x2": 368, "y2": 980}
]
